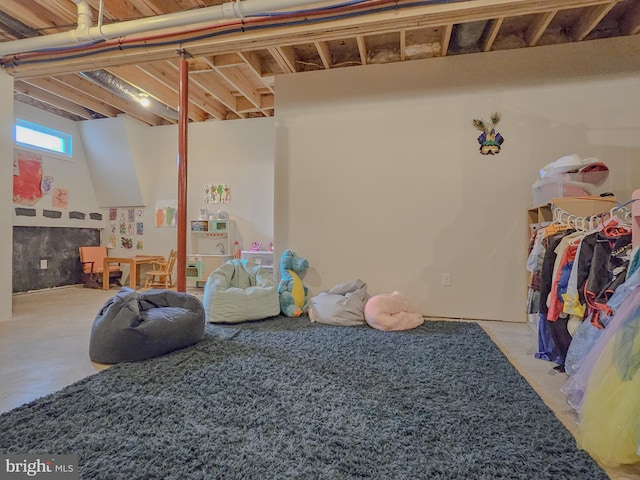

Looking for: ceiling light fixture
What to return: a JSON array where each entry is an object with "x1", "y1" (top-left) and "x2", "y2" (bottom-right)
[{"x1": 138, "y1": 94, "x2": 151, "y2": 108}]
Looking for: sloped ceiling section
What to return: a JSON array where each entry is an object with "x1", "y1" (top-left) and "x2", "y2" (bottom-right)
[
  {"x1": 1, "y1": 0, "x2": 640, "y2": 125},
  {"x1": 79, "y1": 116, "x2": 144, "y2": 208}
]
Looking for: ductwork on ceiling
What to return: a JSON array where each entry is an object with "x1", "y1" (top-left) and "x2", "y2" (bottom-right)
[
  {"x1": 79, "y1": 70, "x2": 179, "y2": 121},
  {"x1": 450, "y1": 20, "x2": 489, "y2": 53}
]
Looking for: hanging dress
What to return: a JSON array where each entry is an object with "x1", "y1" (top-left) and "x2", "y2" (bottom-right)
[{"x1": 578, "y1": 293, "x2": 640, "y2": 466}]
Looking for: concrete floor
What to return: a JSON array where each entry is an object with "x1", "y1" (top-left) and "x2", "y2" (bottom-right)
[{"x1": 1, "y1": 285, "x2": 639, "y2": 480}]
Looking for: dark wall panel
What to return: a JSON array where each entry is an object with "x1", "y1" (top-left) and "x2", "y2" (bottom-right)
[{"x1": 13, "y1": 227, "x2": 100, "y2": 293}]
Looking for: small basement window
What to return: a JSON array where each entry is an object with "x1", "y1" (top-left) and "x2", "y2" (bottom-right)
[{"x1": 15, "y1": 119, "x2": 72, "y2": 158}]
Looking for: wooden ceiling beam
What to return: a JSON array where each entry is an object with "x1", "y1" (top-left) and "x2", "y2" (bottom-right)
[
  {"x1": 440, "y1": 24, "x2": 453, "y2": 56},
  {"x1": 14, "y1": 93, "x2": 85, "y2": 121},
  {"x1": 215, "y1": 66, "x2": 261, "y2": 108},
  {"x1": 525, "y1": 11, "x2": 556, "y2": 46},
  {"x1": 238, "y1": 50, "x2": 275, "y2": 94},
  {"x1": 85, "y1": 0, "x2": 147, "y2": 21},
  {"x1": 314, "y1": 41, "x2": 332, "y2": 69},
  {"x1": 481, "y1": 17, "x2": 503, "y2": 51},
  {"x1": 356, "y1": 36, "x2": 367, "y2": 65},
  {"x1": 187, "y1": 57, "x2": 213, "y2": 72},
  {"x1": 26, "y1": 75, "x2": 121, "y2": 118},
  {"x1": 210, "y1": 53, "x2": 245, "y2": 67},
  {"x1": 53, "y1": 72, "x2": 170, "y2": 125},
  {"x1": 5, "y1": 0, "x2": 622, "y2": 78},
  {"x1": 570, "y1": 3, "x2": 617, "y2": 41},
  {"x1": 267, "y1": 46, "x2": 297, "y2": 74},
  {"x1": 163, "y1": 71, "x2": 232, "y2": 120},
  {"x1": 236, "y1": 94, "x2": 274, "y2": 113},
  {"x1": 106, "y1": 64, "x2": 208, "y2": 122},
  {"x1": 1, "y1": 0, "x2": 65, "y2": 31},
  {"x1": 621, "y1": 3, "x2": 640, "y2": 35},
  {"x1": 14, "y1": 80, "x2": 95, "y2": 120},
  {"x1": 30, "y1": 0, "x2": 78, "y2": 25},
  {"x1": 180, "y1": 62, "x2": 239, "y2": 112},
  {"x1": 141, "y1": 60, "x2": 228, "y2": 120}
]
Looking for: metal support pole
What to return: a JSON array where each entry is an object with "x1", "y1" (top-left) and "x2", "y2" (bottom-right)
[{"x1": 176, "y1": 51, "x2": 189, "y2": 292}]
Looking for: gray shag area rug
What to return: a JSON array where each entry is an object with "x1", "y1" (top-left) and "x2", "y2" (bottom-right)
[{"x1": 1, "y1": 317, "x2": 607, "y2": 480}]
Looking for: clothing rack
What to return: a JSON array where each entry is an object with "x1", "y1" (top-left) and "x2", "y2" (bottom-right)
[{"x1": 551, "y1": 197, "x2": 636, "y2": 234}]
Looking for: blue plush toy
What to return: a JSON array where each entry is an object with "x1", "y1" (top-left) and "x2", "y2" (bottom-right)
[{"x1": 278, "y1": 249, "x2": 309, "y2": 317}]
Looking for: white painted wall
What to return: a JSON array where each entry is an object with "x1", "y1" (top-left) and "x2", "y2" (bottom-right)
[
  {"x1": 274, "y1": 36, "x2": 640, "y2": 322},
  {"x1": 78, "y1": 116, "x2": 144, "y2": 208},
  {"x1": 0, "y1": 71, "x2": 14, "y2": 320},
  {"x1": 13, "y1": 103, "x2": 103, "y2": 229},
  {"x1": 185, "y1": 118, "x2": 275, "y2": 253},
  {"x1": 78, "y1": 115, "x2": 275, "y2": 257}
]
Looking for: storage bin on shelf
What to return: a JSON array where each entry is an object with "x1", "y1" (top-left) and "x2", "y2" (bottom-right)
[{"x1": 532, "y1": 169, "x2": 612, "y2": 206}]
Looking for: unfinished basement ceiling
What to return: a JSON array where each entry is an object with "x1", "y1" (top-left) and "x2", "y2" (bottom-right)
[{"x1": 1, "y1": 0, "x2": 639, "y2": 126}]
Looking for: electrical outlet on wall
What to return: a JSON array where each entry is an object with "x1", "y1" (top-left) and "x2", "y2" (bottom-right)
[
  {"x1": 40, "y1": 259, "x2": 48, "y2": 270},
  {"x1": 441, "y1": 272, "x2": 451, "y2": 286}
]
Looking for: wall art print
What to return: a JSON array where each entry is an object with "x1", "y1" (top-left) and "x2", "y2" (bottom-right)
[
  {"x1": 41, "y1": 176, "x2": 54, "y2": 195},
  {"x1": 108, "y1": 207, "x2": 145, "y2": 251},
  {"x1": 472, "y1": 112, "x2": 505, "y2": 155},
  {"x1": 204, "y1": 184, "x2": 230, "y2": 204},
  {"x1": 13, "y1": 149, "x2": 43, "y2": 205},
  {"x1": 52, "y1": 188, "x2": 68, "y2": 209},
  {"x1": 155, "y1": 200, "x2": 177, "y2": 227}
]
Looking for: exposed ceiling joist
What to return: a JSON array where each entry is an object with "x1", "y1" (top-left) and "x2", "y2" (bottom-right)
[{"x1": 1, "y1": 0, "x2": 637, "y2": 126}]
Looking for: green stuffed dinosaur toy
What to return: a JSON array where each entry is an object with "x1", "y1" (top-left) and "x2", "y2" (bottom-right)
[{"x1": 278, "y1": 249, "x2": 309, "y2": 317}]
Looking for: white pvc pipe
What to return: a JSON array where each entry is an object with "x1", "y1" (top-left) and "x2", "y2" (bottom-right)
[{"x1": 0, "y1": 0, "x2": 331, "y2": 57}]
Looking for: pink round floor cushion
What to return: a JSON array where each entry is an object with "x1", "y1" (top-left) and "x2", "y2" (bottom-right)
[{"x1": 364, "y1": 291, "x2": 424, "y2": 331}]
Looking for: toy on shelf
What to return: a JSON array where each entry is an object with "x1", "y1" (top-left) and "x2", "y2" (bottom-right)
[
  {"x1": 278, "y1": 249, "x2": 309, "y2": 317},
  {"x1": 250, "y1": 241, "x2": 261, "y2": 251}
]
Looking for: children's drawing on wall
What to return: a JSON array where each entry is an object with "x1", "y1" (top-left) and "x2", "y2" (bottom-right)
[
  {"x1": 41, "y1": 176, "x2": 54, "y2": 195},
  {"x1": 13, "y1": 149, "x2": 43, "y2": 205},
  {"x1": 52, "y1": 188, "x2": 68, "y2": 209},
  {"x1": 155, "y1": 200, "x2": 177, "y2": 227},
  {"x1": 472, "y1": 112, "x2": 505, "y2": 155},
  {"x1": 121, "y1": 237, "x2": 134, "y2": 250},
  {"x1": 204, "y1": 184, "x2": 230, "y2": 204},
  {"x1": 107, "y1": 207, "x2": 146, "y2": 251}
]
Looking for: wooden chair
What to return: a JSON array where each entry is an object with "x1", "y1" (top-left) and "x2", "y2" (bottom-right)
[
  {"x1": 79, "y1": 246, "x2": 121, "y2": 289},
  {"x1": 144, "y1": 250, "x2": 177, "y2": 289}
]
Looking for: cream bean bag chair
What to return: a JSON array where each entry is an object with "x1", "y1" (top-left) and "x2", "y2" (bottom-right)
[
  {"x1": 364, "y1": 291, "x2": 424, "y2": 331},
  {"x1": 203, "y1": 259, "x2": 280, "y2": 324}
]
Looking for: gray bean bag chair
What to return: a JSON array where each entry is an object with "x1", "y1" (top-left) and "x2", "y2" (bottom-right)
[
  {"x1": 308, "y1": 278, "x2": 370, "y2": 326},
  {"x1": 89, "y1": 287, "x2": 205, "y2": 364},
  {"x1": 203, "y1": 259, "x2": 280, "y2": 324}
]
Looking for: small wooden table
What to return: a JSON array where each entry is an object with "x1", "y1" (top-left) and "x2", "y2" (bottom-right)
[{"x1": 103, "y1": 255, "x2": 165, "y2": 290}]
